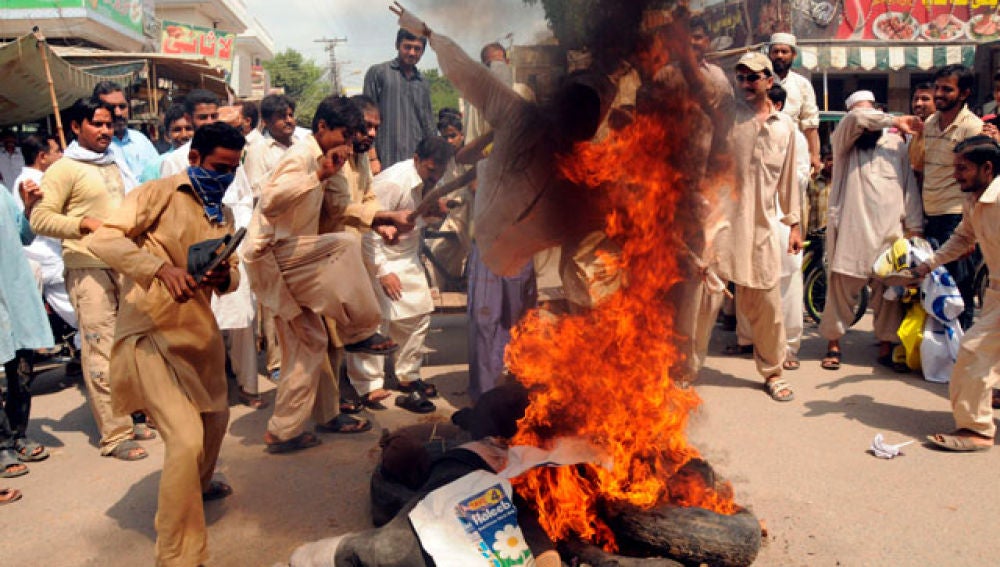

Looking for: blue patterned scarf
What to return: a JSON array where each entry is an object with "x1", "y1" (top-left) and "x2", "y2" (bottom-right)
[{"x1": 186, "y1": 166, "x2": 235, "y2": 223}]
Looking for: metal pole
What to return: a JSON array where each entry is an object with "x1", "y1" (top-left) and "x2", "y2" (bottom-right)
[
  {"x1": 151, "y1": 61, "x2": 159, "y2": 116},
  {"x1": 823, "y1": 69, "x2": 829, "y2": 111},
  {"x1": 34, "y1": 29, "x2": 66, "y2": 148}
]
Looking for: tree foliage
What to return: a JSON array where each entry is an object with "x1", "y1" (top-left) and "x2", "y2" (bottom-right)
[
  {"x1": 262, "y1": 48, "x2": 329, "y2": 128},
  {"x1": 423, "y1": 68, "x2": 460, "y2": 116}
]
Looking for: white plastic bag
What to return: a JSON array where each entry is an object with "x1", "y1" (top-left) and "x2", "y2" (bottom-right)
[
  {"x1": 920, "y1": 317, "x2": 964, "y2": 383},
  {"x1": 408, "y1": 438, "x2": 610, "y2": 567},
  {"x1": 409, "y1": 470, "x2": 534, "y2": 567},
  {"x1": 921, "y1": 267, "x2": 965, "y2": 324}
]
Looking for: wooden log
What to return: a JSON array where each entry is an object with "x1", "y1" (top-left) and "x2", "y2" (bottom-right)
[{"x1": 607, "y1": 504, "x2": 762, "y2": 567}]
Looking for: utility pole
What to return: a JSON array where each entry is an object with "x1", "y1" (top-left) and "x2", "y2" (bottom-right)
[{"x1": 314, "y1": 37, "x2": 347, "y2": 94}]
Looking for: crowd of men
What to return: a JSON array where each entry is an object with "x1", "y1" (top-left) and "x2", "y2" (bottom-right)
[{"x1": 1, "y1": 4, "x2": 1000, "y2": 565}]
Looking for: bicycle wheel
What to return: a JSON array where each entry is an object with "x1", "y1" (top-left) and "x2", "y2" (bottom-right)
[
  {"x1": 804, "y1": 267, "x2": 826, "y2": 324},
  {"x1": 851, "y1": 284, "x2": 870, "y2": 327}
]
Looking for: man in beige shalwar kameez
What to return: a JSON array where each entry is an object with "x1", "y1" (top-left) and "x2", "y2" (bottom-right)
[
  {"x1": 819, "y1": 92, "x2": 924, "y2": 370},
  {"x1": 714, "y1": 52, "x2": 802, "y2": 402},
  {"x1": 88, "y1": 123, "x2": 246, "y2": 566},
  {"x1": 244, "y1": 96, "x2": 413, "y2": 451},
  {"x1": 921, "y1": 136, "x2": 1000, "y2": 451}
]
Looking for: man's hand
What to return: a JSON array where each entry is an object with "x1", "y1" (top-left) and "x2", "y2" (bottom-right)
[
  {"x1": 318, "y1": 146, "x2": 353, "y2": 181},
  {"x1": 380, "y1": 209, "x2": 416, "y2": 234},
  {"x1": 79, "y1": 216, "x2": 103, "y2": 235},
  {"x1": 375, "y1": 224, "x2": 399, "y2": 244},
  {"x1": 19, "y1": 179, "x2": 43, "y2": 212},
  {"x1": 913, "y1": 262, "x2": 932, "y2": 278},
  {"x1": 983, "y1": 122, "x2": 1000, "y2": 142},
  {"x1": 156, "y1": 264, "x2": 198, "y2": 303},
  {"x1": 810, "y1": 155, "x2": 823, "y2": 179},
  {"x1": 787, "y1": 224, "x2": 803, "y2": 254},
  {"x1": 892, "y1": 115, "x2": 924, "y2": 136},
  {"x1": 200, "y1": 260, "x2": 231, "y2": 291},
  {"x1": 379, "y1": 273, "x2": 404, "y2": 301},
  {"x1": 390, "y1": 2, "x2": 431, "y2": 37}
]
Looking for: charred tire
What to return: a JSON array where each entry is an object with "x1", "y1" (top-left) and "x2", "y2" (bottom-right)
[{"x1": 609, "y1": 505, "x2": 762, "y2": 567}]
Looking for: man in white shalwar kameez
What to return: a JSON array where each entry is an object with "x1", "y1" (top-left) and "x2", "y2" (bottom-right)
[
  {"x1": 347, "y1": 137, "x2": 454, "y2": 412},
  {"x1": 819, "y1": 91, "x2": 924, "y2": 370}
]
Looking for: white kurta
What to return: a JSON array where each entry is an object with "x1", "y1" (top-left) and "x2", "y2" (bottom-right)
[
  {"x1": 826, "y1": 109, "x2": 922, "y2": 278},
  {"x1": 364, "y1": 159, "x2": 433, "y2": 321},
  {"x1": 211, "y1": 166, "x2": 256, "y2": 329}
]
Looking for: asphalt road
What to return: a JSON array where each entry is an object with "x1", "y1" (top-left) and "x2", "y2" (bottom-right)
[{"x1": 1, "y1": 311, "x2": 996, "y2": 566}]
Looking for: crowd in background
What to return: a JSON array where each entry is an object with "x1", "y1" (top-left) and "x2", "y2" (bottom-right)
[{"x1": 1, "y1": 5, "x2": 999, "y2": 565}]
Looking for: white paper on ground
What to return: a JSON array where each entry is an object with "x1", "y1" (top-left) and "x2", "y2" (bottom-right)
[{"x1": 869, "y1": 433, "x2": 914, "y2": 459}]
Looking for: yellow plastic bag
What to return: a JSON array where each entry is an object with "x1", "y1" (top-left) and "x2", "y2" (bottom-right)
[{"x1": 897, "y1": 304, "x2": 926, "y2": 371}]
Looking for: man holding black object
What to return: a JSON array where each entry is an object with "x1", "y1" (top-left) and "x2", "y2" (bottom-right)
[{"x1": 87, "y1": 122, "x2": 245, "y2": 566}]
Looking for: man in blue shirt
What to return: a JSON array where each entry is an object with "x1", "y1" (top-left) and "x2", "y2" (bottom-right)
[{"x1": 93, "y1": 81, "x2": 159, "y2": 184}]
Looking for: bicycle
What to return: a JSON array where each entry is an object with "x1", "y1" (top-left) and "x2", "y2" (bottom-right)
[{"x1": 802, "y1": 228, "x2": 868, "y2": 326}]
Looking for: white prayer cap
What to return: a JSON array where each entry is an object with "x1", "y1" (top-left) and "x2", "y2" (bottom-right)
[
  {"x1": 845, "y1": 90, "x2": 876, "y2": 110},
  {"x1": 770, "y1": 32, "x2": 798, "y2": 49}
]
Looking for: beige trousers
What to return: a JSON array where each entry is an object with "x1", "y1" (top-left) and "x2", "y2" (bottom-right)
[
  {"x1": 671, "y1": 276, "x2": 725, "y2": 382},
  {"x1": 735, "y1": 284, "x2": 786, "y2": 378},
  {"x1": 346, "y1": 314, "x2": 431, "y2": 394},
  {"x1": 65, "y1": 267, "x2": 134, "y2": 455},
  {"x1": 267, "y1": 310, "x2": 341, "y2": 440},
  {"x1": 132, "y1": 337, "x2": 229, "y2": 567},
  {"x1": 737, "y1": 270, "x2": 803, "y2": 356},
  {"x1": 223, "y1": 327, "x2": 258, "y2": 395},
  {"x1": 819, "y1": 273, "x2": 902, "y2": 343},
  {"x1": 949, "y1": 287, "x2": 1000, "y2": 438}
]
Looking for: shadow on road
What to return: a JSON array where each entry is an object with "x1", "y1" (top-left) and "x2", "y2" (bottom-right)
[
  {"x1": 693, "y1": 366, "x2": 763, "y2": 393},
  {"x1": 802, "y1": 394, "x2": 954, "y2": 438}
]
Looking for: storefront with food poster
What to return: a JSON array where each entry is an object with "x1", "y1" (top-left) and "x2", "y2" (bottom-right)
[{"x1": 698, "y1": 0, "x2": 992, "y2": 113}]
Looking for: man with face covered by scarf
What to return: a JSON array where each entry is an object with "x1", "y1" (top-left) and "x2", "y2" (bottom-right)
[
  {"x1": 88, "y1": 122, "x2": 246, "y2": 567},
  {"x1": 819, "y1": 91, "x2": 924, "y2": 370}
]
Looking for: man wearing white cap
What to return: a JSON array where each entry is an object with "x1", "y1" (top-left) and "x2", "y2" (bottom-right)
[
  {"x1": 819, "y1": 91, "x2": 924, "y2": 371},
  {"x1": 769, "y1": 33, "x2": 821, "y2": 176},
  {"x1": 715, "y1": 51, "x2": 802, "y2": 402}
]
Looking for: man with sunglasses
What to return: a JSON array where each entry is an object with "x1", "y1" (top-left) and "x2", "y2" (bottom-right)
[
  {"x1": 716, "y1": 52, "x2": 802, "y2": 402},
  {"x1": 93, "y1": 81, "x2": 159, "y2": 185}
]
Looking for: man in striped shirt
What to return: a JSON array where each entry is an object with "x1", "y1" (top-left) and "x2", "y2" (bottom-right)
[{"x1": 363, "y1": 28, "x2": 436, "y2": 168}]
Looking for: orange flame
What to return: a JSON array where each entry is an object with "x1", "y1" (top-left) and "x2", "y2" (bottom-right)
[{"x1": 508, "y1": 115, "x2": 737, "y2": 550}]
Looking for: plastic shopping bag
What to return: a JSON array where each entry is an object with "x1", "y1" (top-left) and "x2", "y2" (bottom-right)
[
  {"x1": 897, "y1": 304, "x2": 926, "y2": 371},
  {"x1": 920, "y1": 317, "x2": 964, "y2": 383},
  {"x1": 920, "y1": 267, "x2": 965, "y2": 325},
  {"x1": 409, "y1": 470, "x2": 535, "y2": 567}
]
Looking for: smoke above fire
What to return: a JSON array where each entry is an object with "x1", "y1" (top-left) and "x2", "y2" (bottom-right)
[
  {"x1": 503, "y1": 0, "x2": 740, "y2": 551},
  {"x1": 405, "y1": 0, "x2": 553, "y2": 49}
]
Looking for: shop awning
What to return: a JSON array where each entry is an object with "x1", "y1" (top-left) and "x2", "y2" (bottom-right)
[
  {"x1": 0, "y1": 33, "x2": 131, "y2": 127},
  {"x1": 53, "y1": 46, "x2": 229, "y2": 91},
  {"x1": 795, "y1": 42, "x2": 976, "y2": 72}
]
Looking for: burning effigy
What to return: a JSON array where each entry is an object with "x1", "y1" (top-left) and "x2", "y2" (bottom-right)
[{"x1": 291, "y1": 1, "x2": 763, "y2": 565}]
